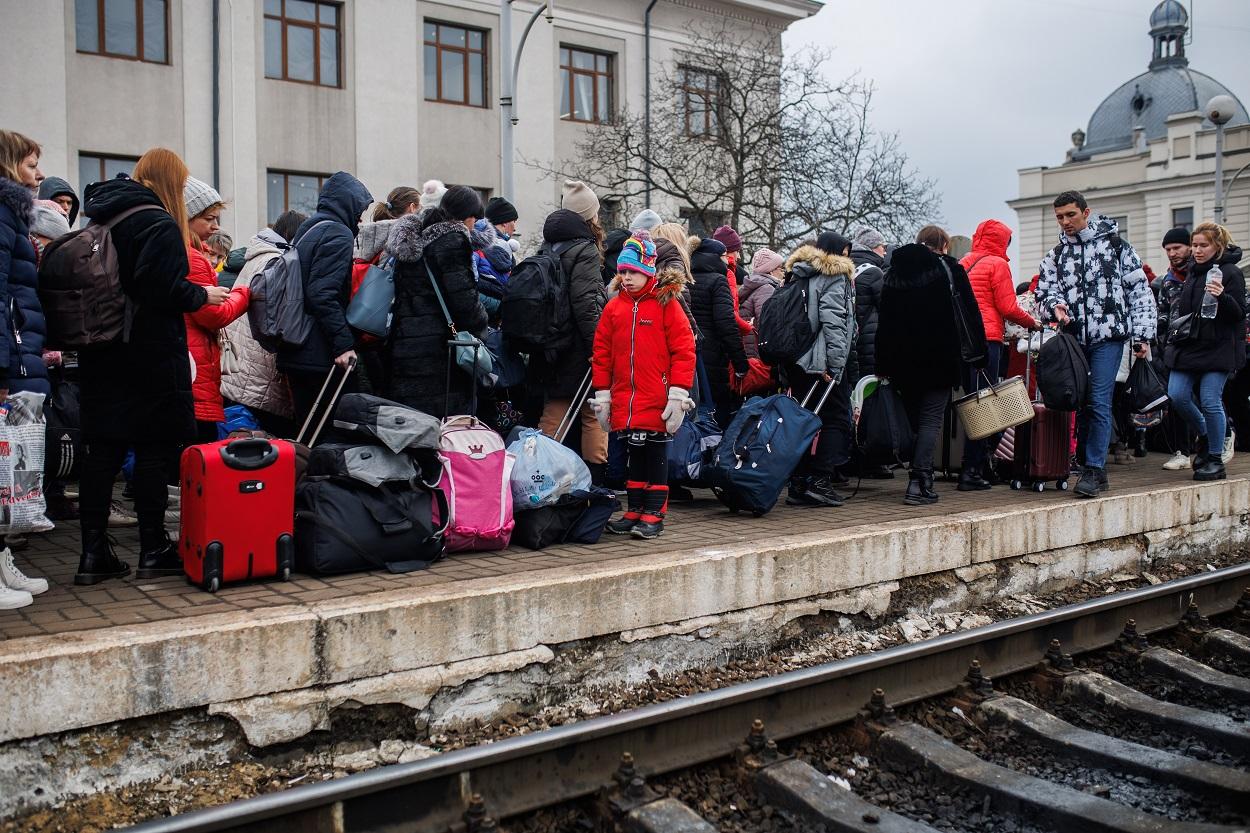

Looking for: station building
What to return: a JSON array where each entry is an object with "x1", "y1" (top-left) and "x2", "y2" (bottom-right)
[
  {"x1": 1010, "y1": 0, "x2": 1249, "y2": 273},
  {"x1": 0, "y1": 0, "x2": 817, "y2": 244}
]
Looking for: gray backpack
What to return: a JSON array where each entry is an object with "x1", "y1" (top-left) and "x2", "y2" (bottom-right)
[{"x1": 247, "y1": 220, "x2": 332, "y2": 352}]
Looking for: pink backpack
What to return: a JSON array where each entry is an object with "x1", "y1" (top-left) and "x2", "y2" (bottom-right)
[{"x1": 436, "y1": 416, "x2": 516, "y2": 552}]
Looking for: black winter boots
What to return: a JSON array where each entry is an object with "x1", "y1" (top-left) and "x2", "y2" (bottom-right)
[{"x1": 74, "y1": 526, "x2": 130, "y2": 585}]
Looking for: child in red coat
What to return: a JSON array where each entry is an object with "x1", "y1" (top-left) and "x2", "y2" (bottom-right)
[{"x1": 590, "y1": 232, "x2": 696, "y2": 539}]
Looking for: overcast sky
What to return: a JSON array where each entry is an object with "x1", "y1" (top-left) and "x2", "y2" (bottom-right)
[{"x1": 784, "y1": 0, "x2": 1250, "y2": 264}]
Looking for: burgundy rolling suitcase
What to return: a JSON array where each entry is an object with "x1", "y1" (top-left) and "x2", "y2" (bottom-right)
[
  {"x1": 1009, "y1": 345, "x2": 1072, "y2": 493},
  {"x1": 182, "y1": 362, "x2": 355, "y2": 591}
]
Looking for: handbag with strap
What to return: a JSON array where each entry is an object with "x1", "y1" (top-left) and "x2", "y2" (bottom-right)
[
  {"x1": 424, "y1": 260, "x2": 494, "y2": 382},
  {"x1": 219, "y1": 328, "x2": 243, "y2": 376},
  {"x1": 938, "y1": 259, "x2": 987, "y2": 366},
  {"x1": 346, "y1": 256, "x2": 396, "y2": 339}
]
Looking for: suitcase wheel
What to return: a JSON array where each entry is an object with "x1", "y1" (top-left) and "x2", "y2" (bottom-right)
[
  {"x1": 1057, "y1": 479, "x2": 1069, "y2": 491},
  {"x1": 206, "y1": 576, "x2": 221, "y2": 593},
  {"x1": 1010, "y1": 480, "x2": 1023, "y2": 491},
  {"x1": 281, "y1": 566, "x2": 291, "y2": 581},
  {"x1": 728, "y1": 507, "x2": 740, "y2": 515},
  {"x1": 1031, "y1": 481, "x2": 1045, "y2": 493},
  {"x1": 752, "y1": 510, "x2": 764, "y2": 518}
]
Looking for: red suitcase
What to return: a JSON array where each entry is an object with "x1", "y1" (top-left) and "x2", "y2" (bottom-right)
[
  {"x1": 181, "y1": 437, "x2": 296, "y2": 592},
  {"x1": 1009, "y1": 347, "x2": 1073, "y2": 493}
]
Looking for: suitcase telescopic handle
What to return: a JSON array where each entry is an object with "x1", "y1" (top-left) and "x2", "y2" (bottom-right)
[{"x1": 220, "y1": 438, "x2": 279, "y2": 471}]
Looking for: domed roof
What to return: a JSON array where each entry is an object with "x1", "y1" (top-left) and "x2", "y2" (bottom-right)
[
  {"x1": 1150, "y1": 0, "x2": 1187, "y2": 30},
  {"x1": 1072, "y1": 1, "x2": 1248, "y2": 161},
  {"x1": 1077, "y1": 67, "x2": 1249, "y2": 159}
]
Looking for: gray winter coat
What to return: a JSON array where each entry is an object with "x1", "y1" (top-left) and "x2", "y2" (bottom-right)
[
  {"x1": 220, "y1": 230, "x2": 294, "y2": 418},
  {"x1": 786, "y1": 245, "x2": 856, "y2": 379},
  {"x1": 1037, "y1": 214, "x2": 1156, "y2": 344}
]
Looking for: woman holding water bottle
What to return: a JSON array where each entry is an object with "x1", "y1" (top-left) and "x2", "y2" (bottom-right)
[{"x1": 1163, "y1": 222, "x2": 1245, "y2": 482}]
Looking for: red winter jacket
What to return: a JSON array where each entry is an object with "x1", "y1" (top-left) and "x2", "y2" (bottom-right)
[
  {"x1": 726, "y1": 253, "x2": 754, "y2": 336},
  {"x1": 185, "y1": 245, "x2": 250, "y2": 422},
  {"x1": 960, "y1": 219, "x2": 1036, "y2": 342},
  {"x1": 592, "y1": 272, "x2": 696, "y2": 434}
]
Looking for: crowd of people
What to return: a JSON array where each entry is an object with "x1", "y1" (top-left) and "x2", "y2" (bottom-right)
[{"x1": 0, "y1": 128, "x2": 1245, "y2": 608}]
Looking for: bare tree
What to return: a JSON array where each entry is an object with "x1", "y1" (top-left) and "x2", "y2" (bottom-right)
[{"x1": 528, "y1": 23, "x2": 940, "y2": 249}]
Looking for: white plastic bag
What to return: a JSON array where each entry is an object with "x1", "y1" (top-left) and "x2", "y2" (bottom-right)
[
  {"x1": 0, "y1": 392, "x2": 53, "y2": 534},
  {"x1": 507, "y1": 428, "x2": 592, "y2": 509}
]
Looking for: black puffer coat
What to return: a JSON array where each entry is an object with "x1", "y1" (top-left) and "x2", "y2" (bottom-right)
[
  {"x1": 602, "y1": 228, "x2": 630, "y2": 285},
  {"x1": 528, "y1": 209, "x2": 605, "y2": 400},
  {"x1": 79, "y1": 176, "x2": 207, "y2": 443},
  {"x1": 1164, "y1": 246, "x2": 1247, "y2": 374},
  {"x1": 689, "y1": 239, "x2": 748, "y2": 420},
  {"x1": 0, "y1": 177, "x2": 50, "y2": 395},
  {"x1": 384, "y1": 211, "x2": 488, "y2": 417},
  {"x1": 277, "y1": 171, "x2": 372, "y2": 374},
  {"x1": 850, "y1": 247, "x2": 885, "y2": 377},
  {"x1": 877, "y1": 244, "x2": 984, "y2": 391}
]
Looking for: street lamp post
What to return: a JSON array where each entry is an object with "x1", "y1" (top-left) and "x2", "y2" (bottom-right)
[
  {"x1": 1206, "y1": 94, "x2": 1236, "y2": 224},
  {"x1": 499, "y1": 0, "x2": 553, "y2": 201}
]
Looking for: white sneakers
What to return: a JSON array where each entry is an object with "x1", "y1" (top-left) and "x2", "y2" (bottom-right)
[
  {"x1": 1225, "y1": 431, "x2": 1236, "y2": 464},
  {"x1": 1162, "y1": 451, "x2": 1191, "y2": 470},
  {"x1": 0, "y1": 547, "x2": 47, "y2": 609}
]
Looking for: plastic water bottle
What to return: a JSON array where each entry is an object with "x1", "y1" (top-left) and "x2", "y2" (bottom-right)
[{"x1": 1201, "y1": 266, "x2": 1222, "y2": 319}]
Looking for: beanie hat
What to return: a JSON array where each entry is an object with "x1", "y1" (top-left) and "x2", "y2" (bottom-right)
[
  {"x1": 29, "y1": 203, "x2": 71, "y2": 241},
  {"x1": 184, "y1": 176, "x2": 222, "y2": 220},
  {"x1": 486, "y1": 196, "x2": 518, "y2": 225},
  {"x1": 616, "y1": 230, "x2": 657, "y2": 278},
  {"x1": 712, "y1": 225, "x2": 742, "y2": 253},
  {"x1": 420, "y1": 179, "x2": 447, "y2": 209},
  {"x1": 630, "y1": 208, "x2": 663, "y2": 232},
  {"x1": 441, "y1": 185, "x2": 484, "y2": 222},
  {"x1": 1162, "y1": 226, "x2": 1190, "y2": 247},
  {"x1": 750, "y1": 247, "x2": 783, "y2": 275},
  {"x1": 852, "y1": 227, "x2": 886, "y2": 251},
  {"x1": 698, "y1": 237, "x2": 727, "y2": 257},
  {"x1": 561, "y1": 180, "x2": 600, "y2": 222},
  {"x1": 816, "y1": 231, "x2": 852, "y2": 256}
]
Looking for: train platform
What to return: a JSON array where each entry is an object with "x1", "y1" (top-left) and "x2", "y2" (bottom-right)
[{"x1": 1, "y1": 454, "x2": 1248, "y2": 754}]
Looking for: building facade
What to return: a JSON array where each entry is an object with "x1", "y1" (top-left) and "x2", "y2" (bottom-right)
[
  {"x1": 1010, "y1": 0, "x2": 1249, "y2": 274},
  {"x1": 2, "y1": 0, "x2": 817, "y2": 244}
]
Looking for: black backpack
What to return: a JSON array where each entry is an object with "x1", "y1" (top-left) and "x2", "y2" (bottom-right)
[
  {"x1": 500, "y1": 241, "x2": 575, "y2": 356},
  {"x1": 1036, "y1": 332, "x2": 1089, "y2": 411},
  {"x1": 857, "y1": 382, "x2": 915, "y2": 463},
  {"x1": 756, "y1": 276, "x2": 817, "y2": 366}
]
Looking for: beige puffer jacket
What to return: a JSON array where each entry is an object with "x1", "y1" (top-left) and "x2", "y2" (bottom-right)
[{"x1": 220, "y1": 230, "x2": 294, "y2": 418}]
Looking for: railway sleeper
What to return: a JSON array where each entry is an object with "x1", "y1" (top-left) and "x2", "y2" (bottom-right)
[
  {"x1": 1065, "y1": 671, "x2": 1250, "y2": 756},
  {"x1": 877, "y1": 721, "x2": 1238, "y2": 833},
  {"x1": 978, "y1": 694, "x2": 1250, "y2": 810},
  {"x1": 1136, "y1": 646, "x2": 1250, "y2": 703},
  {"x1": 753, "y1": 757, "x2": 940, "y2": 833},
  {"x1": 618, "y1": 798, "x2": 716, "y2": 833},
  {"x1": 1206, "y1": 628, "x2": 1250, "y2": 664}
]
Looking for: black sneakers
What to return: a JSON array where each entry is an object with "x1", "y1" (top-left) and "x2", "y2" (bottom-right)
[{"x1": 1074, "y1": 466, "x2": 1109, "y2": 498}]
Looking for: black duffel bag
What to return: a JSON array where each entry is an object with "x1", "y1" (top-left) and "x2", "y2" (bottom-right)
[
  {"x1": 295, "y1": 476, "x2": 448, "y2": 575},
  {"x1": 512, "y1": 487, "x2": 620, "y2": 551},
  {"x1": 857, "y1": 382, "x2": 915, "y2": 464}
]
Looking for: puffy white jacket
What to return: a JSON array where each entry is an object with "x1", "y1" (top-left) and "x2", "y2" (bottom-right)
[{"x1": 220, "y1": 230, "x2": 294, "y2": 418}]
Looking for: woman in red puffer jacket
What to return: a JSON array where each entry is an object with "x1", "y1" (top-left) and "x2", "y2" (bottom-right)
[
  {"x1": 590, "y1": 232, "x2": 696, "y2": 541},
  {"x1": 183, "y1": 178, "x2": 250, "y2": 441}
]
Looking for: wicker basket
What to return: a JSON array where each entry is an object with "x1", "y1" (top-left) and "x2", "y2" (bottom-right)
[{"x1": 953, "y1": 375, "x2": 1034, "y2": 441}]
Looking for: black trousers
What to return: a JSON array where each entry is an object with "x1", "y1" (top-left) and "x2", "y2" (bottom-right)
[
  {"x1": 288, "y1": 368, "x2": 358, "y2": 444},
  {"x1": 80, "y1": 440, "x2": 177, "y2": 549},
  {"x1": 899, "y1": 386, "x2": 949, "y2": 475},
  {"x1": 788, "y1": 371, "x2": 851, "y2": 476}
]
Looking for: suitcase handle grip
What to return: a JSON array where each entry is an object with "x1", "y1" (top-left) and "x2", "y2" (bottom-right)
[{"x1": 219, "y1": 438, "x2": 279, "y2": 471}]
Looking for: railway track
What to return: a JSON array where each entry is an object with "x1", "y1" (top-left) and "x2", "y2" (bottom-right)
[{"x1": 127, "y1": 562, "x2": 1250, "y2": 833}]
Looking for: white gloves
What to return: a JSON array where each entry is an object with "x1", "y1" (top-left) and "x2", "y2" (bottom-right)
[
  {"x1": 661, "y1": 387, "x2": 695, "y2": 434},
  {"x1": 589, "y1": 390, "x2": 612, "y2": 433}
]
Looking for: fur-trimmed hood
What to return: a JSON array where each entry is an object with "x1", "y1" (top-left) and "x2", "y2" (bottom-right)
[
  {"x1": 608, "y1": 265, "x2": 689, "y2": 304},
  {"x1": 784, "y1": 245, "x2": 854, "y2": 279},
  {"x1": 0, "y1": 177, "x2": 34, "y2": 229},
  {"x1": 355, "y1": 218, "x2": 397, "y2": 261},
  {"x1": 385, "y1": 209, "x2": 469, "y2": 263}
]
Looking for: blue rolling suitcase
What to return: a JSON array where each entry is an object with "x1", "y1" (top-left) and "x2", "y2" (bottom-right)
[{"x1": 709, "y1": 381, "x2": 833, "y2": 516}]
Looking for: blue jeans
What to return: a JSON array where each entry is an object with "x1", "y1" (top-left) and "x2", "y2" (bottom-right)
[
  {"x1": 1079, "y1": 340, "x2": 1126, "y2": 470},
  {"x1": 1167, "y1": 369, "x2": 1229, "y2": 458}
]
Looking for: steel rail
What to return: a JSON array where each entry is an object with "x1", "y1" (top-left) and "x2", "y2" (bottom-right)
[{"x1": 128, "y1": 560, "x2": 1250, "y2": 833}]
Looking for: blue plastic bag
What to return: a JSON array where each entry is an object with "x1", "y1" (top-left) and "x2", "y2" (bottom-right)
[
  {"x1": 217, "y1": 404, "x2": 260, "y2": 440},
  {"x1": 507, "y1": 428, "x2": 592, "y2": 509}
]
